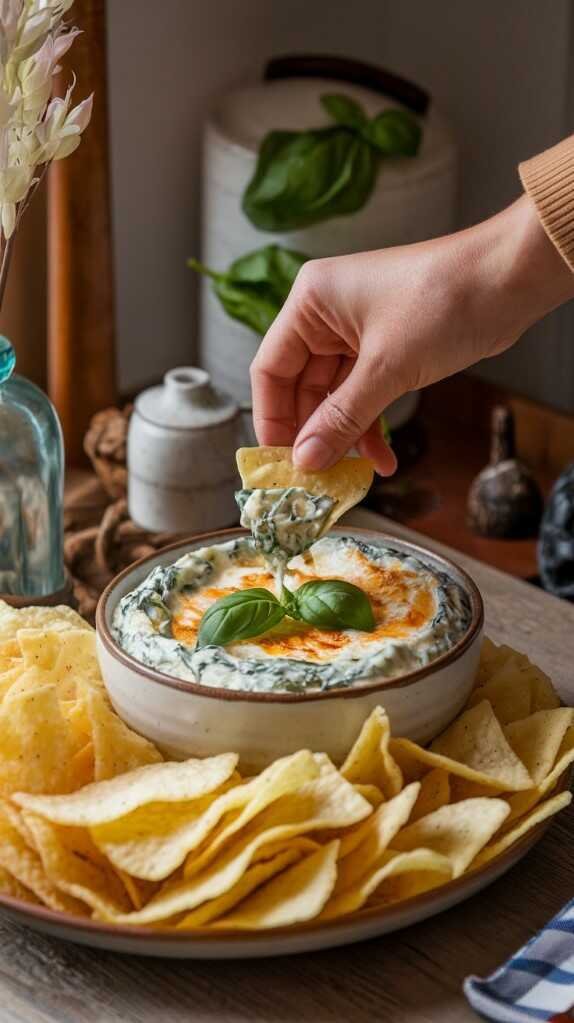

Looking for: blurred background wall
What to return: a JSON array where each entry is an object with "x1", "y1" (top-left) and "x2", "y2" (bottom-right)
[{"x1": 102, "y1": 1, "x2": 574, "y2": 408}]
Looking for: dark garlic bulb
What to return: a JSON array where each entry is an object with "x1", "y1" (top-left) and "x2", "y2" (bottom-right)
[
  {"x1": 466, "y1": 405, "x2": 543, "y2": 538},
  {"x1": 538, "y1": 463, "x2": 574, "y2": 599}
]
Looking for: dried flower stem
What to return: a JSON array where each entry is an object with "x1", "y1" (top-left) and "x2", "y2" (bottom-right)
[{"x1": 0, "y1": 231, "x2": 12, "y2": 309}]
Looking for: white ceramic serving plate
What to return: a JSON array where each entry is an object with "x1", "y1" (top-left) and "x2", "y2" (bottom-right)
[
  {"x1": 96, "y1": 527, "x2": 483, "y2": 772},
  {"x1": 0, "y1": 801, "x2": 562, "y2": 958}
]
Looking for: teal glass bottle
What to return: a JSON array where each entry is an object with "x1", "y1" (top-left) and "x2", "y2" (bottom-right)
[{"x1": 0, "y1": 336, "x2": 65, "y2": 596}]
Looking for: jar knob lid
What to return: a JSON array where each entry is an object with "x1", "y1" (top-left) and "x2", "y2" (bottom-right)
[
  {"x1": 0, "y1": 336, "x2": 15, "y2": 384},
  {"x1": 163, "y1": 367, "x2": 215, "y2": 406}
]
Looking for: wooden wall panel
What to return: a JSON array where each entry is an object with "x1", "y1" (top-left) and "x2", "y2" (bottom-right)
[{"x1": 48, "y1": 0, "x2": 116, "y2": 465}]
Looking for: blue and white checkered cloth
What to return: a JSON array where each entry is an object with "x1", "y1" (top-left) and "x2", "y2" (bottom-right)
[{"x1": 464, "y1": 898, "x2": 574, "y2": 1021}]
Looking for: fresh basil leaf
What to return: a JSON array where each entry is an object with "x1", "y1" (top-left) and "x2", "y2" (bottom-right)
[
  {"x1": 188, "y1": 246, "x2": 308, "y2": 335},
  {"x1": 197, "y1": 588, "x2": 285, "y2": 648},
  {"x1": 213, "y1": 278, "x2": 280, "y2": 335},
  {"x1": 280, "y1": 586, "x2": 302, "y2": 620},
  {"x1": 243, "y1": 128, "x2": 376, "y2": 232},
  {"x1": 242, "y1": 94, "x2": 423, "y2": 232},
  {"x1": 362, "y1": 109, "x2": 422, "y2": 157},
  {"x1": 293, "y1": 579, "x2": 376, "y2": 632},
  {"x1": 187, "y1": 258, "x2": 225, "y2": 285},
  {"x1": 320, "y1": 93, "x2": 368, "y2": 130}
]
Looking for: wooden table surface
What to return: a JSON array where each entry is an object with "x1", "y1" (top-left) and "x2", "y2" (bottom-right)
[{"x1": 1, "y1": 509, "x2": 574, "y2": 1023}]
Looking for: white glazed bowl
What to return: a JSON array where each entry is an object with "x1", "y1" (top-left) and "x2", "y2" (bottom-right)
[{"x1": 96, "y1": 528, "x2": 484, "y2": 772}]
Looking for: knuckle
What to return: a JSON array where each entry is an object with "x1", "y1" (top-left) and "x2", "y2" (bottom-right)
[
  {"x1": 291, "y1": 258, "x2": 329, "y2": 305},
  {"x1": 320, "y1": 394, "x2": 363, "y2": 439}
]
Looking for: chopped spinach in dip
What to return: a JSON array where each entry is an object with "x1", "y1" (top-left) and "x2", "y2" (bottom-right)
[
  {"x1": 113, "y1": 487, "x2": 472, "y2": 694},
  {"x1": 236, "y1": 487, "x2": 334, "y2": 557}
]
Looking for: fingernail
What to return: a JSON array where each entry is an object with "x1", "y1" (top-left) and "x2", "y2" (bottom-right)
[{"x1": 293, "y1": 435, "x2": 335, "y2": 469}]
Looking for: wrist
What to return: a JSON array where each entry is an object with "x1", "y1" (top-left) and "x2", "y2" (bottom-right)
[{"x1": 471, "y1": 195, "x2": 574, "y2": 343}]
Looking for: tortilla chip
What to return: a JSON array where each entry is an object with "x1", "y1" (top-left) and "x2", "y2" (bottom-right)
[
  {"x1": 81, "y1": 686, "x2": 162, "y2": 780},
  {"x1": 0, "y1": 805, "x2": 85, "y2": 913},
  {"x1": 0, "y1": 600, "x2": 91, "y2": 643},
  {"x1": 504, "y1": 726, "x2": 574, "y2": 825},
  {"x1": 473, "y1": 791, "x2": 572, "y2": 868},
  {"x1": 14, "y1": 753, "x2": 239, "y2": 826},
  {"x1": 97, "y1": 768, "x2": 370, "y2": 924},
  {"x1": 211, "y1": 841, "x2": 339, "y2": 930},
  {"x1": 15, "y1": 629, "x2": 102, "y2": 699},
  {"x1": 0, "y1": 864, "x2": 40, "y2": 903},
  {"x1": 68, "y1": 742, "x2": 96, "y2": 789},
  {"x1": 92, "y1": 750, "x2": 318, "y2": 881},
  {"x1": 336, "y1": 783, "x2": 420, "y2": 887},
  {"x1": 503, "y1": 709, "x2": 574, "y2": 787},
  {"x1": 392, "y1": 702, "x2": 532, "y2": 792},
  {"x1": 410, "y1": 769, "x2": 451, "y2": 823},
  {"x1": 353, "y1": 784, "x2": 384, "y2": 808},
  {"x1": 466, "y1": 663, "x2": 532, "y2": 724},
  {"x1": 469, "y1": 657, "x2": 560, "y2": 723},
  {"x1": 176, "y1": 846, "x2": 307, "y2": 929},
  {"x1": 0, "y1": 798, "x2": 37, "y2": 849},
  {"x1": 0, "y1": 664, "x2": 27, "y2": 702},
  {"x1": 24, "y1": 813, "x2": 131, "y2": 917},
  {"x1": 391, "y1": 798, "x2": 510, "y2": 877},
  {"x1": 0, "y1": 684, "x2": 77, "y2": 797},
  {"x1": 236, "y1": 447, "x2": 373, "y2": 530},
  {"x1": 321, "y1": 848, "x2": 452, "y2": 919},
  {"x1": 341, "y1": 707, "x2": 403, "y2": 798}
]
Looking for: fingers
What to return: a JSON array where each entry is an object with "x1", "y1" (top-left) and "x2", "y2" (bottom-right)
[
  {"x1": 293, "y1": 349, "x2": 397, "y2": 471},
  {"x1": 357, "y1": 420, "x2": 397, "y2": 477},
  {"x1": 250, "y1": 260, "x2": 348, "y2": 445},
  {"x1": 250, "y1": 310, "x2": 309, "y2": 445},
  {"x1": 295, "y1": 354, "x2": 342, "y2": 431}
]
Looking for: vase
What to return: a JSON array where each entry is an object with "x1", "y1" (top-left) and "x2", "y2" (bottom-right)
[
  {"x1": 127, "y1": 366, "x2": 243, "y2": 534},
  {"x1": 0, "y1": 336, "x2": 71, "y2": 602}
]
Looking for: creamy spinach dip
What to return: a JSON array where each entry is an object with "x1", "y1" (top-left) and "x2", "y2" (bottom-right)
[{"x1": 112, "y1": 486, "x2": 472, "y2": 693}]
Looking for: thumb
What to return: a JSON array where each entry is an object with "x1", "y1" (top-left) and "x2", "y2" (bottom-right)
[{"x1": 293, "y1": 355, "x2": 396, "y2": 471}]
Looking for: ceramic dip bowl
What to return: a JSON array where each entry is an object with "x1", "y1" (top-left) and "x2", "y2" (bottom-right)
[{"x1": 96, "y1": 528, "x2": 484, "y2": 772}]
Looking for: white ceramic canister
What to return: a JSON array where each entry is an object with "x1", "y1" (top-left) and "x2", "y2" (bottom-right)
[
  {"x1": 199, "y1": 58, "x2": 458, "y2": 429},
  {"x1": 127, "y1": 367, "x2": 242, "y2": 534}
]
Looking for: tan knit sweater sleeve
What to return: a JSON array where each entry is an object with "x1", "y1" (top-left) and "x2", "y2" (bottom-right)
[{"x1": 519, "y1": 135, "x2": 574, "y2": 271}]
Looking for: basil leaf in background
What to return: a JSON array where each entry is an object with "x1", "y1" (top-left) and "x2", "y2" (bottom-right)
[
  {"x1": 242, "y1": 93, "x2": 422, "y2": 232},
  {"x1": 188, "y1": 245, "x2": 308, "y2": 336},
  {"x1": 293, "y1": 579, "x2": 376, "y2": 632},
  {"x1": 320, "y1": 93, "x2": 368, "y2": 131},
  {"x1": 213, "y1": 278, "x2": 280, "y2": 335},
  {"x1": 197, "y1": 588, "x2": 285, "y2": 648},
  {"x1": 362, "y1": 109, "x2": 422, "y2": 157},
  {"x1": 243, "y1": 127, "x2": 376, "y2": 232}
]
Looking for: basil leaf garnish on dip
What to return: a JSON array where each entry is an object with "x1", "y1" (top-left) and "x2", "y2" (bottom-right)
[
  {"x1": 197, "y1": 589, "x2": 285, "y2": 649},
  {"x1": 293, "y1": 579, "x2": 376, "y2": 632},
  {"x1": 197, "y1": 580, "x2": 375, "y2": 648}
]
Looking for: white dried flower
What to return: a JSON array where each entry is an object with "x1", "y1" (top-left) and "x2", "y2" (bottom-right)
[{"x1": 0, "y1": 0, "x2": 91, "y2": 246}]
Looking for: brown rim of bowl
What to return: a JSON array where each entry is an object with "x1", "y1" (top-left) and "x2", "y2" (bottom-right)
[
  {"x1": 96, "y1": 526, "x2": 484, "y2": 705},
  {"x1": 0, "y1": 771, "x2": 569, "y2": 944}
]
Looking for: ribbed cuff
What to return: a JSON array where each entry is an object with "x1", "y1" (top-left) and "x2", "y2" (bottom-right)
[{"x1": 519, "y1": 135, "x2": 574, "y2": 272}]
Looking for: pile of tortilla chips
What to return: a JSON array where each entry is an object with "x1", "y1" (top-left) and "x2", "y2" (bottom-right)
[{"x1": 0, "y1": 602, "x2": 571, "y2": 931}]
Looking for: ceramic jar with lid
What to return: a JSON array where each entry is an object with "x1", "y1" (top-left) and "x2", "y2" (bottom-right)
[
  {"x1": 127, "y1": 367, "x2": 242, "y2": 534},
  {"x1": 199, "y1": 57, "x2": 458, "y2": 432}
]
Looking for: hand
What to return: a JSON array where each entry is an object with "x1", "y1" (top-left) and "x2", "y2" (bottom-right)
[{"x1": 250, "y1": 195, "x2": 574, "y2": 474}]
